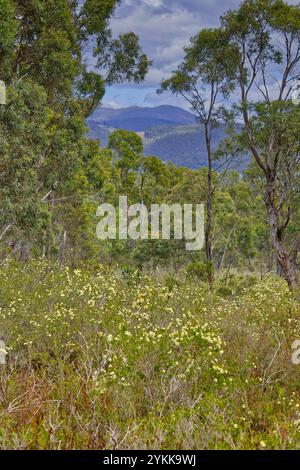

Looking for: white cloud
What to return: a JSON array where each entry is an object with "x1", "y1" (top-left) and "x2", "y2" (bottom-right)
[
  {"x1": 103, "y1": 100, "x2": 123, "y2": 109},
  {"x1": 104, "y1": 0, "x2": 300, "y2": 108},
  {"x1": 143, "y1": 0, "x2": 164, "y2": 7},
  {"x1": 110, "y1": 6, "x2": 203, "y2": 88}
]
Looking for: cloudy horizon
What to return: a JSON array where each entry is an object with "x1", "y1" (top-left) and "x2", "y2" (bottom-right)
[
  {"x1": 101, "y1": 0, "x2": 298, "y2": 110},
  {"x1": 102, "y1": 0, "x2": 239, "y2": 109}
]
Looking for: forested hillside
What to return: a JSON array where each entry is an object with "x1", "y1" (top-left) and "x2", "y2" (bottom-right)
[
  {"x1": 1, "y1": 0, "x2": 299, "y2": 282},
  {"x1": 87, "y1": 108, "x2": 238, "y2": 169},
  {"x1": 89, "y1": 105, "x2": 196, "y2": 130}
]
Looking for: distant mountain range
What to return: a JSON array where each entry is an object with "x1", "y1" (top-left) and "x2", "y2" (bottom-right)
[
  {"x1": 87, "y1": 105, "x2": 245, "y2": 170},
  {"x1": 89, "y1": 105, "x2": 196, "y2": 131}
]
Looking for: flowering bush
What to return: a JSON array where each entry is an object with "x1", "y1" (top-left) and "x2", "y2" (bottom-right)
[{"x1": 0, "y1": 260, "x2": 299, "y2": 449}]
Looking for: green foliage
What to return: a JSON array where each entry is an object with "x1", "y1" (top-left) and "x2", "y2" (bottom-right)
[
  {"x1": 1, "y1": 0, "x2": 300, "y2": 450},
  {"x1": 185, "y1": 260, "x2": 212, "y2": 281},
  {"x1": 0, "y1": 261, "x2": 299, "y2": 449},
  {"x1": 109, "y1": 129, "x2": 143, "y2": 177},
  {"x1": 0, "y1": 0, "x2": 17, "y2": 72},
  {"x1": 0, "y1": 0, "x2": 149, "y2": 261},
  {"x1": 96, "y1": 32, "x2": 150, "y2": 85},
  {"x1": 160, "y1": 27, "x2": 237, "y2": 123}
]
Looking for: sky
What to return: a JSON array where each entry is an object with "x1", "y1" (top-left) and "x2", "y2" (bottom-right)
[{"x1": 102, "y1": 0, "x2": 298, "y2": 110}]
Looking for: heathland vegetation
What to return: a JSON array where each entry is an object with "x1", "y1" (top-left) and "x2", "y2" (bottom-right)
[{"x1": 0, "y1": 0, "x2": 300, "y2": 450}]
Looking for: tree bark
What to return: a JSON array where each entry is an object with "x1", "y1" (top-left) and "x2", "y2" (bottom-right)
[
  {"x1": 19, "y1": 240, "x2": 30, "y2": 262},
  {"x1": 0, "y1": 224, "x2": 14, "y2": 242},
  {"x1": 265, "y1": 174, "x2": 298, "y2": 290},
  {"x1": 241, "y1": 94, "x2": 298, "y2": 290},
  {"x1": 204, "y1": 124, "x2": 214, "y2": 287}
]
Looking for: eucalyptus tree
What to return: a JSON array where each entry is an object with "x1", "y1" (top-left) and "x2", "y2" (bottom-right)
[
  {"x1": 2, "y1": 0, "x2": 150, "y2": 111},
  {"x1": 0, "y1": 0, "x2": 17, "y2": 78},
  {"x1": 0, "y1": 0, "x2": 150, "y2": 260},
  {"x1": 108, "y1": 130, "x2": 143, "y2": 193},
  {"x1": 222, "y1": 0, "x2": 300, "y2": 289},
  {"x1": 160, "y1": 28, "x2": 237, "y2": 285}
]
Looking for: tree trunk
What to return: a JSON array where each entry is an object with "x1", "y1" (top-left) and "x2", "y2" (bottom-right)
[
  {"x1": 58, "y1": 230, "x2": 67, "y2": 265},
  {"x1": 267, "y1": 238, "x2": 274, "y2": 273},
  {"x1": 241, "y1": 92, "x2": 298, "y2": 290},
  {"x1": 205, "y1": 124, "x2": 214, "y2": 287},
  {"x1": 265, "y1": 175, "x2": 298, "y2": 290},
  {"x1": 19, "y1": 240, "x2": 30, "y2": 262}
]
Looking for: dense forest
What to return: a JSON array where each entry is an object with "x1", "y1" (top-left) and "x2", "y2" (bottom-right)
[
  {"x1": 1, "y1": 0, "x2": 300, "y2": 452},
  {"x1": 1, "y1": 0, "x2": 300, "y2": 288}
]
